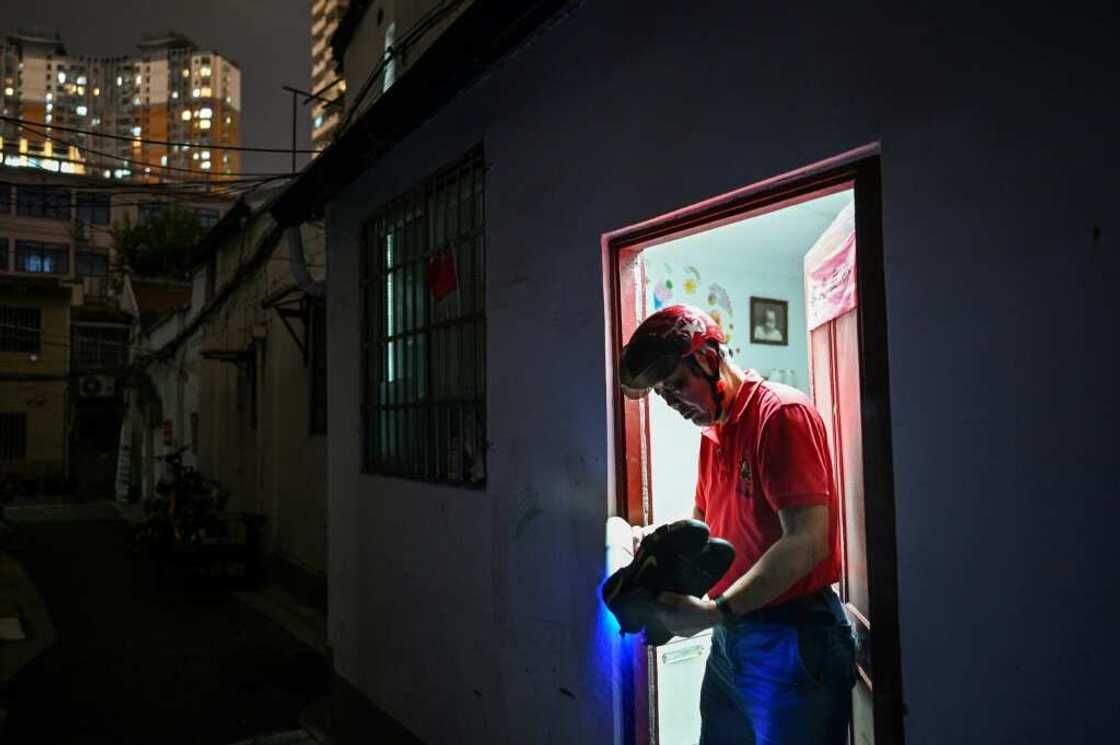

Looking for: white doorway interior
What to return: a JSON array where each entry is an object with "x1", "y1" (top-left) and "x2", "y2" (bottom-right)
[{"x1": 639, "y1": 189, "x2": 856, "y2": 745}]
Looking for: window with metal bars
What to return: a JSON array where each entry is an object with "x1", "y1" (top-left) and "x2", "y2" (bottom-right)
[
  {"x1": 16, "y1": 185, "x2": 71, "y2": 219},
  {"x1": 15, "y1": 240, "x2": 69, "y2": 274},
  {"x1": 361, "y1": 147, "x2": 486, "y2": 486},
  {"x1": 0, "y1": 305, "x2": 40, "y2": 353},
  {"x1": 0, "y1": 413, "x2": 27, "y2": 461}
]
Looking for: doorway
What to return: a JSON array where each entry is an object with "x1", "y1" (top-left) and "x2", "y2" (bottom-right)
[{"x1": 603, "y1": 149, "x2": 903, "y2": 745}]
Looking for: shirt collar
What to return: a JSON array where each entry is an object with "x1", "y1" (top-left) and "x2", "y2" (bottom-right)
[{"x1": 701, "y1": 370, "x2": 765, "y2": 445}]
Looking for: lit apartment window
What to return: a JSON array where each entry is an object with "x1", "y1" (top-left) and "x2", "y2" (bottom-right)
[
  {"x1": 93, "y1": 87, "x2": 100, "y2": 96},
  {"x1": 192, "y1": 88, "x2": 200, "y2": 98},
  {"x1": 3, "y1": 87, "x2": 12, "y2": 96},
  {"x1": 200, "y1": 87, "x2": 212, "y2": 98},
  {"x1": 200, "y1": 151, "x2": 210, "y2": 160},
  {"x1": 160, "y1": 155, "x2": 168, "y2": 166},
  {"x1": 131, "y1": 126, "x2": 141, "y2": 136},
  {"x1": 199, "y1": 120, "x2": 211, "y2": 130},
  {"x1": 200, "y1": 66, "x2": 211, "y2": 77},
  {"x1": 116, "y1": 76, "x2": 123, "y2": 86},
  {"x1": 57, "y1": 71, "x2": 66, "y2": 83},
  {"x1": 181, "y1": 110, "x2": 191, "y2": 121},
  {"x1": 76, "y1": 105, "x2": 87, "y2": 116},
  {"x1": 77, "y1": 75, "x2": 87, "y2": 85},
  {"x1": 15, "y1": 240, "x2": 69, "y2": 274},
  {"x1": 171, "y1": 90, "x2": 178, "y2": 99},
  {"x1": 0, "y1": 306, "x2": 40, "y2": 353},
  {"x1": 182, "y1": 68, "x2": 190, "y2": 78},
  {"x1": 361, "y1": 148, "x2": 487, "y2": 485},
  {"x1": 199, "y1": 107, "x2": 212, "y2": 119},
  {"x1": 200, "y1": 161, "x2": 211, "y2": 170},
  {"x1": 135, "y1": 74, "x2": 141, "y2": 85}
]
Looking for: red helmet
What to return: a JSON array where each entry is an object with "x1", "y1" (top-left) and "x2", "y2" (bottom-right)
[{"x1": 619, "y1": 305, "x2": 725, "y2": 399}]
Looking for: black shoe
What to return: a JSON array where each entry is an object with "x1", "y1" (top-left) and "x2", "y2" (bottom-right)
[{"x1": 601, "y1": 519, "x2": 735, "y2": 646}]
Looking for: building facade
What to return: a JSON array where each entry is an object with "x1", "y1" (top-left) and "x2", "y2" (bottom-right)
[
  {"x1": 272, "y1": 2, "x2": 1119, "y2": 744},
  {"x1": 0, "y1": 29, "x2": 241, "y2": 181},
  {"x1": 310, "y1": 0, "x2": 349, "y2": 151},
  {"x1": 174, "y1": 189, "x2": 329, "y2": 608},
  {"x1": 0, "y1": 163, "x2": 230, "y2": 498}
]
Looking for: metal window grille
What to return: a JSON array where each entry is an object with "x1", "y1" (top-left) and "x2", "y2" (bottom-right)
[
  {"x1": 0, "y1": 413, "x2": 27, "y2": 461},
  {"x1": 361, "y1": 147, "x2": 486, "y2": 486},
  {"x1": 71, "y1": 325, "x2": 130, "y2": 371},
  {"x1": 76, "y1": 191, "x2": 111, "y2": 225},
  {"x1": 16, "y1": 185, "x2": 71, "y2": 219},
  {"x1": 0, "y1": 305, "x2": 41, "y2": 353},
  {"x1": 15, "y1": 240, "x2": 69, "y2": 274},
  {"x1": 75, "y1": 250, "x2": 109, "y2": 277}
]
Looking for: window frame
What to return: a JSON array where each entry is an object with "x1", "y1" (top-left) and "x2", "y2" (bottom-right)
[
  {"x1": 0, "y1": 305, "x2": 41, "y2": 353},
  {"x1": 14, "y1": 240, "x2": 70, "y2": 275},
  {"x1": 76, "y1": 191, "x2": 111, "y2": 225},
  {"x1": 360, "y1": 146, "x2": 486, "y2": 487},
  {"x1": 0, "y1": 412, "x2": 28, "y2": 461},
  {"x1": 16, "y1": 185, "x2": 71, "y2": 220}
]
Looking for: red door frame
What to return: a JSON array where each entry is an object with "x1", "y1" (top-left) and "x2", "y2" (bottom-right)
[{"x1": 601, "y1": 144, "x2": 904, "y2": 745}]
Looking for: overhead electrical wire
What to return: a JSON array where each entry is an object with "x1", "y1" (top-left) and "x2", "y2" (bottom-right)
[
  {"x1": 0, "y1": 115, "x2": 319, "y2": 154},
  {"x1": 8, "y1": 119, "x2": 298, "y2": 179}
]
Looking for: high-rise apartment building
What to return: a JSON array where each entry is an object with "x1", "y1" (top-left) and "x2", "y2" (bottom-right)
[
  {"x1": 310, "y1": 0, "x2": 348, "y2": 151},
  {"x1": 0, "y1": 29, "x2": 241, "y2": 182}
]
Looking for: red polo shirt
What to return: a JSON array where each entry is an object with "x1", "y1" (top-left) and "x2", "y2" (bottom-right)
[{"x1": 696, "y1": 371, "x2": 841, "y2": 604}]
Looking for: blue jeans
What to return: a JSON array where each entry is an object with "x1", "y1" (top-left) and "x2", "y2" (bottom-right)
[{"x1": 699, "y1": 590, "x2": 856, "y2": 745}]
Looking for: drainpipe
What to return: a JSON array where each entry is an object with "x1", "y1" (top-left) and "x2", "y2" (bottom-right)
[{"x1": 285, "y1": 225, "x2": 325, "y2": 299}]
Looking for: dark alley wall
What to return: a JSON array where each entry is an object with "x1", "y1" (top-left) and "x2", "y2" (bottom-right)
[{"x1": 324, "y1": 2, "x2": 1118, "y2": 743}]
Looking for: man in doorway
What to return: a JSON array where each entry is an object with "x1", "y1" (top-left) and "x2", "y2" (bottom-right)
[{"x1": 620, "y1": 304, "x2": 854, "y2": 745}]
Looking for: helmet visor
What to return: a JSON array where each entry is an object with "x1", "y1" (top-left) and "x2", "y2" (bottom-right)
[{"x1": 619, "y1": 335, "x2": 682, "y2": 399}]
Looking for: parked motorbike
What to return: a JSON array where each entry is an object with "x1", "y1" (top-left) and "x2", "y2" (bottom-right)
[{"x1": 135, "y1": 446, "x2": 230, "y2": 553}]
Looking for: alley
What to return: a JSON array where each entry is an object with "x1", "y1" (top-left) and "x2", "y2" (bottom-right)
[{"x1": 2, "y1": 507, "x2": 327, "y2": 745}]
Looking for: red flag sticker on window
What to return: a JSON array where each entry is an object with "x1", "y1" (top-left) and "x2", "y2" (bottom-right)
[{"x1": 427, "y1": 245, "x2": 458, "y2": 300}]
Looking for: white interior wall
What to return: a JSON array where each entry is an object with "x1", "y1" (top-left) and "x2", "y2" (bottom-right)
[{"x1": 324, "y1": 2, "x2": 1119, "y2": 744}]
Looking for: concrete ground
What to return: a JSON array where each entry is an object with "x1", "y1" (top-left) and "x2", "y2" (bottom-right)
[{"x1": 1, "y1": 503, "x2": 329, "y2": 745}]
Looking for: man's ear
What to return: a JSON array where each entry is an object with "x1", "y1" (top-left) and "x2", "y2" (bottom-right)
[{"x1": 692, "y1": 344, "x2": 720, "y2": 377}]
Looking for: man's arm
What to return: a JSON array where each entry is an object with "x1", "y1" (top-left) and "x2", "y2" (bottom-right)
[
  {"x1": 712, "y1": 503, "x2": 828, "y2": 616},
  {"x1": 654, "y1": 504, "x2": 828, "y2": 635}
]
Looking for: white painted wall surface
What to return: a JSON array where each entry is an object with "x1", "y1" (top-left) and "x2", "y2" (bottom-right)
[{"x1": 324, "y1": 2, "x2": 1119, "y2": 744}]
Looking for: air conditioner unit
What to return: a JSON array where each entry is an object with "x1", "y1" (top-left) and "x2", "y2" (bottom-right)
[{"x1": 78, "y1": 374, "x2": 116, "y2": 398}]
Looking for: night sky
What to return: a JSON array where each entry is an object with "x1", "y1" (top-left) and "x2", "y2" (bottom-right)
[{"x1": 4, "y1": 0, "x2": 316, "y2": 175}]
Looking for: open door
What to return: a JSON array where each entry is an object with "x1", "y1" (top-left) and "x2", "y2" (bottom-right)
[
  {"x1": 804, "y1": 200, "x2": 880, "y2": 744},
  {"x1": 604, "y1": 148, "x2": 904, "y2": 745}
]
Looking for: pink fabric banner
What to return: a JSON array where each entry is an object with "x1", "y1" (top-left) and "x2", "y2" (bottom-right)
[{"x1": 804, "y1": 202, "x2": 858, "y2": 330}]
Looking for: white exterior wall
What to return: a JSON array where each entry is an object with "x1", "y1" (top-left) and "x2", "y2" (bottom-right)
[{"x1": 324, "y1": 2, "x2": 1119, "y2": 744}]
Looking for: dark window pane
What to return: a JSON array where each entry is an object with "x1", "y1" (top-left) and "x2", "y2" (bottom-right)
[
  {"x1": 76, "y1": 191, "x2": 111, "y2": 225},
  {"x1": 0, "y1": 305, "x2": 41, "y2": 353}
]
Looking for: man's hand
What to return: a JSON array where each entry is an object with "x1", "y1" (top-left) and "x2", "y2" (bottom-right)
[
  {"x1": 654, "y1": 592, "x2": 721, "y2": 638},
  {"x1": 631, "y1": 523, "x2": 658, "y2": 554}
]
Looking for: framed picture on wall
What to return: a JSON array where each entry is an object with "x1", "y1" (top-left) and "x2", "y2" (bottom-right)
[{"x1": 750, "y1": 297, "x2": 789, "y2": 346}]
